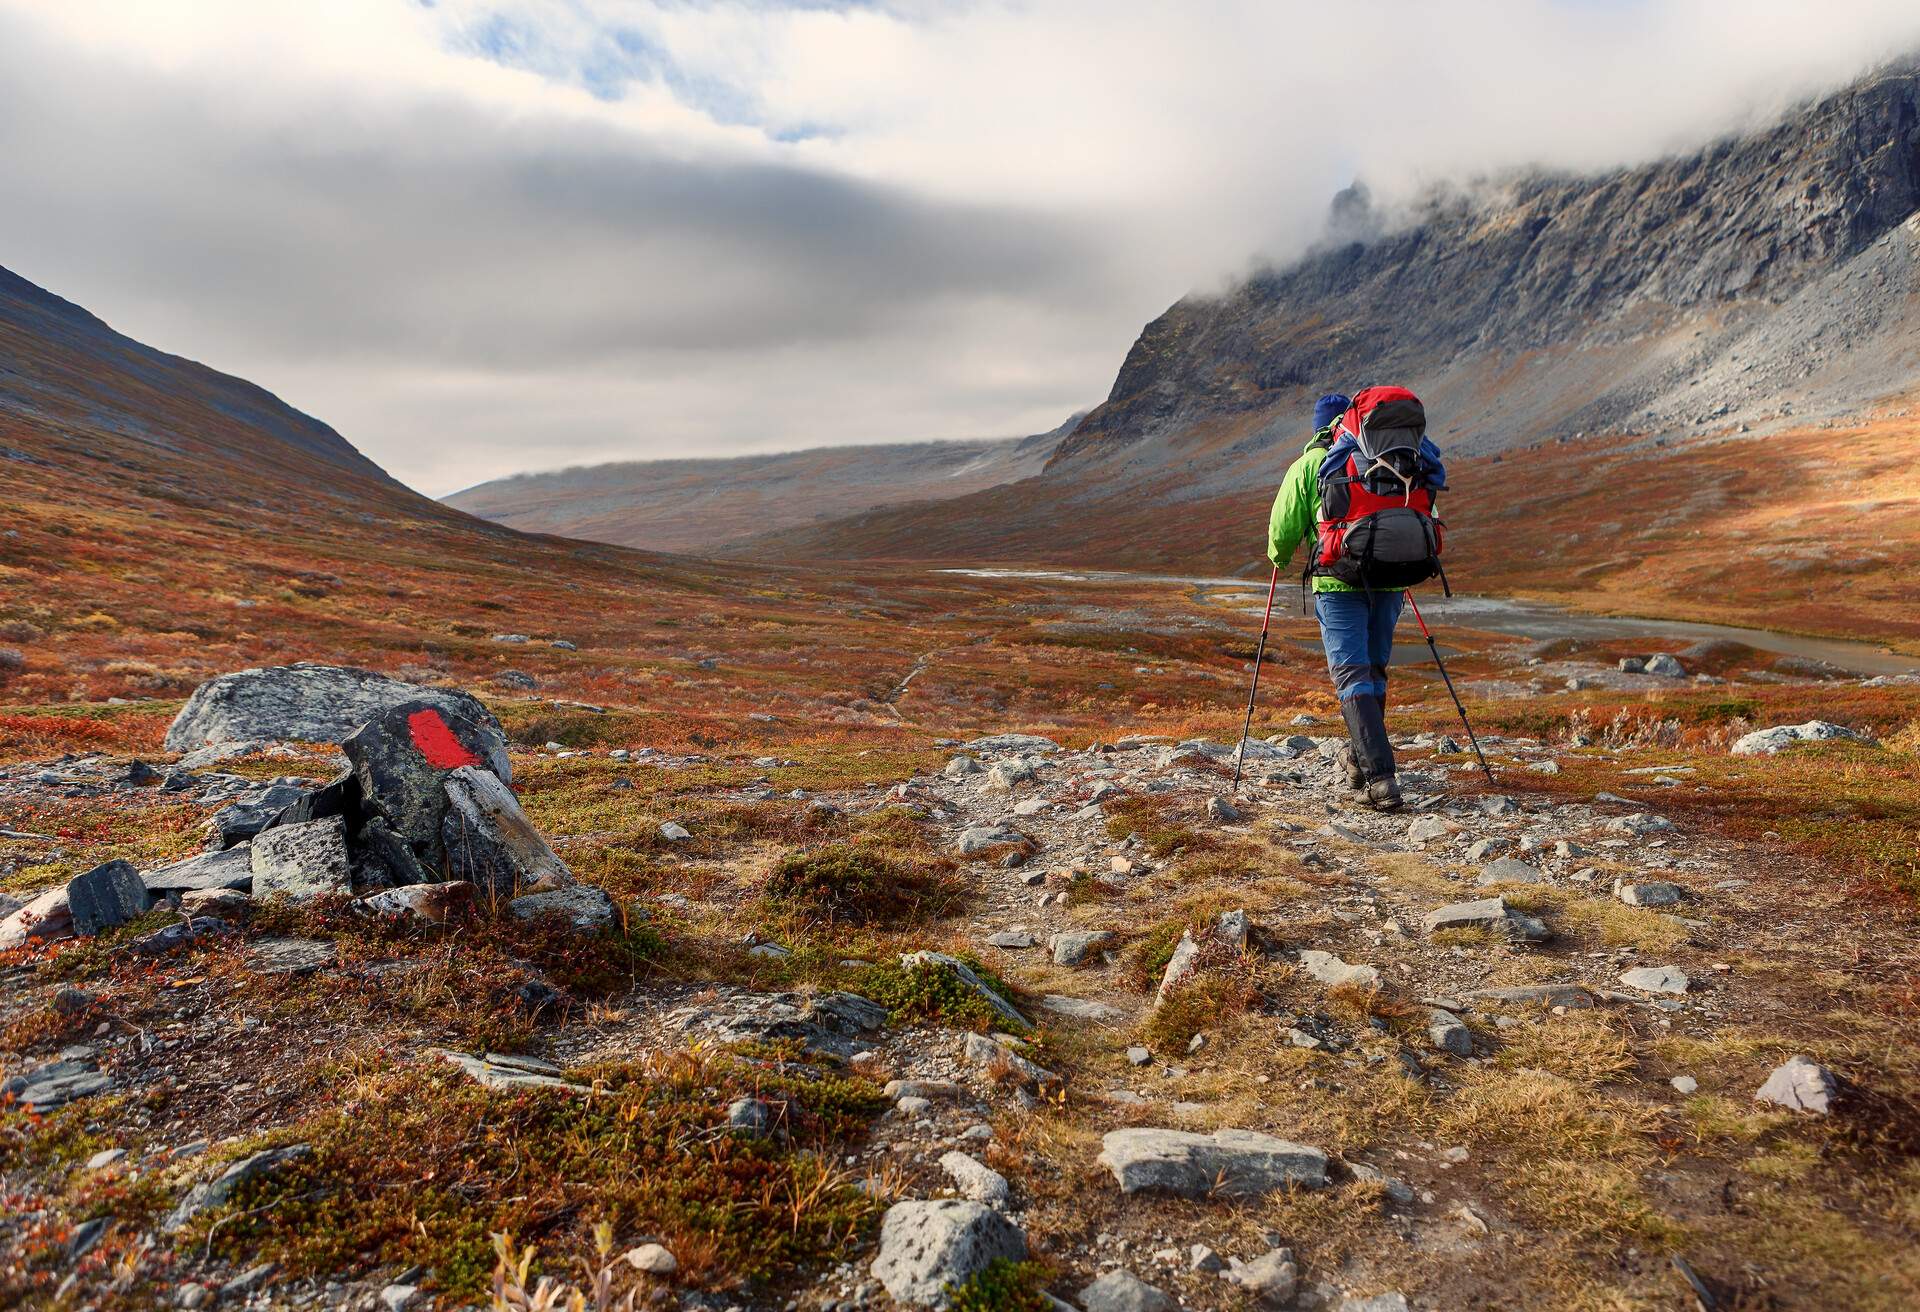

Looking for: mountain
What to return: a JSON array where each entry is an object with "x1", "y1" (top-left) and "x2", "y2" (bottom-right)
[
  {"x1": 443, "y1": 417, "x2": 1077, "y2": 554},
  {"x1": 0, "y1": 265, "x2": 396, "y2": 489},
  {"x1": 744, "y1": 59, "x2": 1920, "y2": 574}
]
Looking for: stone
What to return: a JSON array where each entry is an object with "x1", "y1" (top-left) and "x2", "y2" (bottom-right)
[
  {"x1": 1755, "y1": 1056, "x2": 1836, "y2": 1114},
  {"x1": 871, "y1": 1199, "x2": 1026, "y2": 1306},
  {"x1": 961, "y1": 1033, "x2": 1060, "y2": 1087},
  {"x1": 1216, "y1": 908, "x2": 1250, "y2": 952},
  {"x1": 0, "y1": 1058, "x2": 113, "y2": 1109},
  {"x1": 1406, "y1": 814, "x2": 1458, "y2": 845},
  {"x1": 1207, "y1": 795, "x2": 1242, "y2": 823},
  {"x1": 68, "y1": 859, "x2": 150, "y2": 934},
  {"x1": 0, "y1": 887, "x2": 74, "y2": 950},
  {"x1": 88, "y1": 1148, "x2": 127, "y2": 1170},
  {"x1": 944, "y1": 756, "x2": 984, "y2": 778},
  {"x1": 624, "y1": 1243, "x2": 678, "y2": 1276},
  {"x1": 1227, "y1": 1248, "x2": 1298, "y2": 1307},
  {"x1": 1618, "y1": 657, "x2": 1646, "y2": 673},
  {"x1": 168, "y1": 664, "x2": 509, "y2": 777},
  {"x1": 1426, "y1": 1008, "x2": 1472, "y2": 1057},
  {"x1": 1340, "y1": 1295, "x2": 1410, "y2": 1312},
  {"x1": 250, "y1": 816, "x2": 352, "y2": 901},
  {"x1": 984, "y1": 761, "x2": 1035, "y2": 792},
  {"x1": 1011, "y1": 797, "x2": 1049, "y2": 817},
  {"x1": 1078, "y1": 1269, "x2": 1176, "y2": 1312},
  {"x1": 900, "y1": 951, "x2": 1028, "y2": 1028},
  {"x1": 895, "y1": 1096, "x2": 933, "y2": 1117},
  {"x1": 1189, "y1": 1244, "x2": 1223, "y2": 1273},
  {"x1": 206, "y1": 782, "x2": 311, "y2": 848},
  {"x1": 359, "y1": 881, "x2": 478, "y2": 923},
  {"x1": 1671, "y1": 1075, "x2": 1699, "y2": 1095},
  {"x1": 380, "y1": 1285, "x2": 421, "y2": 1312},
  {"x1": 245, "y1": 937, "x2": 337, "y2": 975},
  {"x1": 1049, "y1": 929, "x2": 1115, "y2": 966},
  {"x1": 659, "y1": 821, "x2": 692, "y2": 841},
  {"x1": 508, "y1": 883, "x2": 615, "y2": 930},
  {"x1": 443, "y1": 766, "x2": 576, "y2": 900},
  {"x1": 165, "y1": 1145, "x2": 311, "y2": 1230},
  {"x1": 938, "y1": 1151, "x2": 1011, "y2": 1206},
  {"x1": 956, "y1": 824, "x2": 1023, "y2": 855},
  {"x1": 808, "y1": 991, "x2": 889, "y2": 1035},
  {"x1": 1127, "y1": 1046, "x2": 1152, "y2": 1066},
  {"x1": 1097, "y1": 1127, "x2": 1328, "y2": 1197},
  {"x1": 143, "y1": 846, "x2": 254, "y2": 895},
  {"x1": 1476, "y1": 857, "x2": 1543, "y2": 886},
  {"x1": 1731, "y1": 720, "x2": 1872, "y2": 755},
  {"x1": 1465, "y1": 983, "x2": 1595, "y2": 1010},
  {"x1": 728, "y1": 1097, "x2": 775, "y2": 1135},
  {"x1": 1619, "y1": 965, "x2": 1690, "y2": 995},
  {"x1": 1619, "y1": 880, "x2": 1686, "y2": 908},
  {"x1": 1606, "y1": 812, "x2": 1675, "y2": 835},
  {"x1": 1039, "y1": 995, "x2": 1125, "y2": 1023},
  {"x1": 433, "y1": 1049, "x2": 588, "y2": 1093},
  {"x1": 1421, "y1": 896, "x2": 1550, "y2": 942},
  {"x1": 344, "y1": 699, "x2": 513, "y2": 865},
  {"x1": 1464, "y1": 837, "x2": 1510, "y2": 861},
  {"x1": 885, "y1": 1079, "x2": 966, "y2": 1102},
  {"x1": 1298, "y1": 950, "x2": 1380, "y2": 989},
  {"x1": 1644, "y1": 653, "x2": 1685, "y2": 677},
  {"x1": 985, "y1": 930, "x2": 1036, "y2": 949},
  {"x1": 221, "y1": 1265, "x2": 278, "y2": 1299},
  {"x1": 965, "y1": 733, "x2": 1060, "y2": 754},
  {"x1": 1155, "y1": 930, "x2": 1200, "y2": 1004}
]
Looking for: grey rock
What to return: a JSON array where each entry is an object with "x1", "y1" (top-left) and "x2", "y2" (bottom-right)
[
  {"x1": 870, "y1": 1199, "x2": 1026, "y2": 1306},
  {"x1": 1298, "y1": 950, "x2": 1379, "y2": 989},
  {"x1": 1619, "y1": 965, "x2": 1690, "y2": 995},
  {"x1": 960, "y1": 1032, "x2": 1059, "y2": 1087},
  {"x1": 1464, "y1": 837, "x2": 1511, "y2": 861},
  {"x1": 1426, "y1": 1008, "x2": 1472, "y2": 1057},
  {"x1": 1619, "y1": 880, "x2": 1687, "y2": 908},
  {"x1": 65, "y1": 860, "x2": 151, "y2": 936},
  {"x1": 1096, "y1": 1127, "x2": 1329, "y2": 1197},
  {"x1": 1049, "y1": 929, "x2": 1115, "y2": 967},
  {"x1": 508, "y1": 883, "x2": 615, "y2": 930},
  {"x1": 965, "y1": 733, "x2": 1061, "y2": 754},
  {"x1": 1755, "y1": 1055, "x2": 1837, "y2": 1114},
  {"x1": 1227, "y1": 1248, "x2": 1298, "y2": 1307},
  {"x1": 623, "y1": 1244, "x2": 677, "y2": 1276},
  {"x1": 1207, "y1": 795, "x2": 1242, "y2": 823},
  {"x1": 0, "y1": 887, "x2": 74, "y2": 950},
  {"x1": 1731, "y1": 720, "x2": 1873, "y2": 755},
  {"x1": 943, "y1": 756, "x2": 984, "y2": 779},
  {"x1": 900, "y1": 951, "x2": 1028, "y2": 1028},
  {"x1": 1618, "y1": 657, "x2": 1646, "y2": 673},
  {"x1": 1606, "y1": 812, "x2": 1676, "y2": 835},
  {"x1": 1339, "y1": 1296, "x2": 1410, "y2": 1312},
  {"x1": 245, "y1": 937, "x2": 337, "y2": 975},
  {"x1": 807, "y1": 991, "x2": 889, "y2": 1035},
  {"x1": 1644, "y1": 653, "x2": 1686, "y2": 677},
  {"x1": 144, "y1": 846, "x2": 254, "y2": 895},
  {"x1": 1078, "y1": 1269, "x2": 1175, "y2": 1312},
  {"x1": 658, "y1": 820, "x2": 692, "y2": 841},
  {"x1": 728, "y1": 1097, "x2": 774, "y2": 1136},
  {"x1": 1154, "y1": 930, "x2": 1201, "y2": 1004},
  {"x1": 1127, "y1": 1046, "x2": 1152, "y2": 1066},
  {"x1": 1422, "y1": 896, "x2": 1549, "y2": 942},
  {"x1": 1189, "y1": 1244, "x2": 1224, "y2": 1272},
  {"x1": 360, "y1": 881, "x2": 478, "y2": 923},
  {"x1": 178, "y1": 885, "x2": 251, "y2": 917},
  {"x1": 380, "y1": 1285, "x2": 422, "y2": 1312},
  {"x1": 250, "y1": 817, "x2": 352, "y2": 901},
  {"x1": 205, "y1": 782, "x2": 311, "y2": 848},
  {"x1": 986, "y1": 930, "x2": 1036, "y2": 949},
  {"x1": 434, "y1": 1049, "x2": 587, "y2": 1093},
  {"x1": 938, "y1": 1151, "x2": 1011, "y2": 1206},
  {"x1": 1, "y1": 1058, "x2": 113, "y2": 1110},
  {"x1": 1216, "y1": 908, "x2": 1250, "y2": 952},
  {"x1": 1476, "y1": 857, "x2": 1543, "y2": 886},
  {"x1": 165, "y1": 1145, "x2": 311, "y2": 1230},
  {"x1": 167, "y1": 663, "x2": 508, "y2": 779},
  {"x1": 984, "y1": 761, "x2": 1035, "y2": 792},
  {"x1": 1465, "y1": 983, "x2": 1596, "y2": 1010},
  {"x1": 1039, "y1": 995, "x2": 1125, "y2": 1024},
  {"x1": 1406, "y1": 814, "x2": 1457, "y2": 845},
  {"x1": 440, "y1": 766, "x2": 575, "y2": 900},
  {"x1": 956, "y1": 824, "x2": 1023, "y2": 855}
]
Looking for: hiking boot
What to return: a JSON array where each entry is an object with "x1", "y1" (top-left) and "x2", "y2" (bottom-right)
[
  {"x1": 1363, "y1": 777, "x2": 1404, "y2": 811},
  {"x1": 1339, "y1": 695, "x2": 1396, "y2": 783},
  {"x1": 1334, "y1": 742, "x2": 1366, "y2": 791}
]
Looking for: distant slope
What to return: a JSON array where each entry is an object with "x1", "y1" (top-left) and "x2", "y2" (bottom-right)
[
  {"x1": 747, "y1": 59, "x2": 1920, "y2": 574},
  {"x1": 443, "y1": 416, "x2": 1078, "y2": 554},
  {"x1": 0, "y1": 264, "x2": 395, "y2": 488}
]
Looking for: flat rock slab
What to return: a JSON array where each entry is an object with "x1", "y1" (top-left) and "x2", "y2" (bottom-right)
[
  {"x1": 1619, "y1": 965, "x2": 1690, "y2": 995},
  {"x1": 1619, "y1": 881, "x2": 1686, "y2": 908},
  {"x1": 961, "y1": 1032, "x2": 1060, "y2": 1087},
  {"x1": 144, "y1": 846, "x2": 254, "y2": 894},
  {"x1": 443, "y1": 765, "x2": 575, "y2": 900},
  {"x1": 1050, "y1": 929, "x2": 1115, "y2": 967},
  {"x1": 1039, "y1": 995, "x2": 1126, "y2": 1024},
  {"x1": 250, "y1": 816, "x2": 352, "y2": 901},
  {"x1": 167, "y1": 663, "x2": 509, "y2": 779},
  {"x1": 871, "y1": 1199, "x2": 1026, "y2": 1306},
  {"x1": 1079, "y1": 1269, "x2": 1177, "y2": 1312},
  {"x1": 1422, "y1": 896, "x2": 1549, "y2": 942},
  {"x1": 1, "y1": 1058, "x2": 113, "y2": 1110},
  {"x1": 360, "y1": 882, "x2": 478, "y2": 923},
  {"x1": 1731, "y1": 720, "x2": 1870, "y2": 755},
  {"x1": 938, "y1": 1151, "x2": 1011, "y2": 1206},
  {"x1": 1097, "y1": 1127, "x2": 1329, "y2": 1198},
  {"x1": 1755, "y1": 1055, "x2": 1837, "y2": 1114},
  {"x1": 507, "y1": 883, "x2": 613, "y2": 930},
  {"x1": 955, "y1": 825, "x2": 1023, "y2": 855},
  {"x1": 1465, "y1": 983, "x2": 1596, "y2": 1010},
  {"x1": 1476, "y1": 857, "x2": 1543, "y2": 886},
  {"x1": 245, "y1": 937, "x2": 338, "y2": 976},
  {"x1": 1155, "y1": 930, "x2": 1201, "y2": 1005},
  {"x1": 1298, "y1": 950, "x2": 1379, "y2": 989},
  {"x1": 434, "y1": 1049, "x2": 588, "y2": 1093},
  {"x1": 965, "y1": 734, "x2": 1060, "y2": 754}
]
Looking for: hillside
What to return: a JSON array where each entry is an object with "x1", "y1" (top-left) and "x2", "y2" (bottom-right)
[
  {"x1": 444, "y1": 418, "x2": 1076, "y2": 553},
  {"x1": 743, "y1": 59, "x2": 1920, "y2": 608},
  {"x1": 5, "y1": 252, "x2": 1920, "y2": 1312}
]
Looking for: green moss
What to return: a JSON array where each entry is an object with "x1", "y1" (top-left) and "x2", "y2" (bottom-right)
[
  {"x1": 946, "y1": 1258, "x2": 1054, "y2": 1312},
  {"x1": 856, "y1": 956, "x2": 1026, "y2": 1033},
  {"x1": 763, "y1": 844, "x2": 962, "y2": 928}
]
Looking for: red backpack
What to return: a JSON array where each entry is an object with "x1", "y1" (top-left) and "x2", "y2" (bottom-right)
[{"x1": 1309, "y1": 385, "x2": 1448, "y2": 594}]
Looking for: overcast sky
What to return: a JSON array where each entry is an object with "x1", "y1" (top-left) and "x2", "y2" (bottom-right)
[{"x1": 2, "y1": 1, "x2": 1916, "y2": 495}]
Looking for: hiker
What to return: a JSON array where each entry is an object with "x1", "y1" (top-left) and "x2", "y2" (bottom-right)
[{"x1": 1265, "y1": 388, "x2": 1447, "y2": 810}]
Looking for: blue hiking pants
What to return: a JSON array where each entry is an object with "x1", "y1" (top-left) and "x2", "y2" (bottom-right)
[{"x1": 1314, "y1": 590, "x2": 1405, "y2": 703}]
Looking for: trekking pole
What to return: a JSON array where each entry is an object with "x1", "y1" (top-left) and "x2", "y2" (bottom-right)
[
  {"x1": 1230, "y1": 566, "x2": 1282, "y2": 794},
  {"x1": 1403, "y1": 590, "x2": 1496, "y2": 786}
]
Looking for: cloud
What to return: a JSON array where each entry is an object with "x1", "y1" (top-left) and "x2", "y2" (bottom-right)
[{"x1": 0, "y1": 0, "x2": 1915, "y2": 494}]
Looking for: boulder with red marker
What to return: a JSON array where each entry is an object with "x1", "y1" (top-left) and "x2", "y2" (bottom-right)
[{"x1": 343, "y1": 700, "x2": 513, "y2": 878}]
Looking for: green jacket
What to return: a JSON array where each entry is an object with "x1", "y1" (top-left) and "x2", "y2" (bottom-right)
[{"x1": 1266, "y1": 435, "x2": 1357, "y2": 593}]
